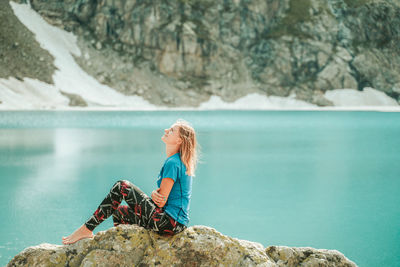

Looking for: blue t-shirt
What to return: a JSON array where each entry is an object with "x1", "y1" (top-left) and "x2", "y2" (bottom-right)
[{"x1": 156, "y1": 153, "x2": 192, "y2": 226}]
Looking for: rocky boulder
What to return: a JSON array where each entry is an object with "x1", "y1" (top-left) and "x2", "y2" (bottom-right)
[
  {"x1": 7, "y1": 225, "x2": 357, "y2": 266},
  {"x1": 266, "y1": 246, "x2": 357, "y2": 267}
]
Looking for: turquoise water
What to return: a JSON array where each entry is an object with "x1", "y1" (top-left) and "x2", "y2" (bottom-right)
[{"x1": 0, "y1": 111, "x2": 399, "y2": 267}]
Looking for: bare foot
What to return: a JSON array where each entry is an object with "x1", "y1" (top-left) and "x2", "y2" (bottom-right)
[{"x1": 62, "y1": 224, "x2": 93, "y2": 245}]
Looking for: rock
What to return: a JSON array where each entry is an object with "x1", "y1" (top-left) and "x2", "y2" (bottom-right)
[
  {"x1": 393, "y1": 85, "x2": 400, "y2": 94},
  {"x1": 266, "y1": 246, "x2": 357, "y2": 267},
  {"x1": 316, "y1": 59, "x2": 358, "y2": 90},
  {"x1": 98, "y1": 74, "x2": 105, "y2": 83},
  {"x1": 0, "y1": 0, "x2": 55, "y2": 84},
  {"x1": 4, "y1": 0, "x2": 400, "y2": 107},
  {"x1": 113, "y1": 43, "x2": 122, "y2": 51},
  {"x1": 187, "y1": 89, "x2": 197, "y2": 98},
  {"x1": 162, "y1": 96, "x2": 173, "y2": 104},
  {"x1": 312, "y1": 90, "x2": 334, "y2": 106},
  {"x1": 7, "y1": 225, "x2": 357, "y2": 267},
  {"x1": 60, "y1": 91, "x2": 88, "y2": 107},
  {"x1": 137, "y1": 88, "x2": 144, "y2": 95},
  {"x1": 95, "y1": 41, "x2": 102, "y2": 50},
  {"x1": 351, "y1": 49, "x2": 400, "y2": 96}
]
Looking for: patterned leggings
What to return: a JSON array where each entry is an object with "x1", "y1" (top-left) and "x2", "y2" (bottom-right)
[{"x1": 84, "y1": 180, "x2": 187, "y2": 236}]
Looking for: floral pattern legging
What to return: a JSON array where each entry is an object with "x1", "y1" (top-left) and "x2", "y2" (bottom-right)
[{"x1": 84, "y1": 180, "x2": 187, "y2": 236}]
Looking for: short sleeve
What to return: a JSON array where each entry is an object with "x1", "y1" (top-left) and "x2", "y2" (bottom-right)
[{"x1": 162, "y1": 159, "x2": 179, "y2": 182}]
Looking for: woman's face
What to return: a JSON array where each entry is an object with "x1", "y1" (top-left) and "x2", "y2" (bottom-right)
[{"x1": 161, "y1": 124, "x2": 182, "y2": 145}]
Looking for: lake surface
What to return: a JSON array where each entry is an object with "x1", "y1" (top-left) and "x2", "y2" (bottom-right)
[{"x1": 0, "y1": 111, "x2": 399, "y2": 266}]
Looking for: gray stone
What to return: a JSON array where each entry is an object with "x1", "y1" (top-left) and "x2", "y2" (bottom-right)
[
  {"x1": 7, "y1": 225, "x2": 357, "y2": 267},
  {"x1": 95, "y1": 41, "x2": 102, "y2": 50},
  {"x1": 60, "y1": 91, "x2": 88, "y2": 107},
  {"x1": 266, "y1": 245, "x2": 357, "y2": 267}
]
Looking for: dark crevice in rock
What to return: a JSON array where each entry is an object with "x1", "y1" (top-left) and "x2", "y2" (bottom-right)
[{"x1": 348, "y1": 59, "x2": 371, "y2": 91}]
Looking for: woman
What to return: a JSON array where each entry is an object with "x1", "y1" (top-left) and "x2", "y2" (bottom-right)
[{"x1": 62, "y1": 119, "x2": 198, "y2": 244}]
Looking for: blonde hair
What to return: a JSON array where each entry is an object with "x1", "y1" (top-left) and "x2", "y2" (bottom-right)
[{"x1": 175, "y1": 119, "x2": 199, "y2": 177}]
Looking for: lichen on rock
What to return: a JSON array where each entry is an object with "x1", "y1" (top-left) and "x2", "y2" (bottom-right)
[{"x1": 7, "y1": 225, "x2": 357, "y2": 267}]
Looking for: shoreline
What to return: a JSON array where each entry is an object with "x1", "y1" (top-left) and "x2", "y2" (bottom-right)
[{"x1": 1, "y1": 106, "x2": 400, "y2": 112}]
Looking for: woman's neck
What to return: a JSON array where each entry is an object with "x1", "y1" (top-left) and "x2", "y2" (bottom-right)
[{"x1": 165, "y1": 145, "x2": 180, "y2": 158}]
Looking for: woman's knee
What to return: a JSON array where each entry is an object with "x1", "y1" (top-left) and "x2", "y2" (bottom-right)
[
  {"x1": 112, "y1": 180, "x2": 136, "y2": 197},
  {"x1": 114, "y1": 179, "x2": 131, "y2": 187}
]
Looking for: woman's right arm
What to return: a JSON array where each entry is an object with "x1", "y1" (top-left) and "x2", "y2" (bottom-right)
[{"x1": 151, "y1": 178, "x2": 174, "y2": 208}]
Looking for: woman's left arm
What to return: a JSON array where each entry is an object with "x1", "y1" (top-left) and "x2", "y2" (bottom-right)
[{"x1": 152, "y1": 178, "x2": 174, "y2": 208}]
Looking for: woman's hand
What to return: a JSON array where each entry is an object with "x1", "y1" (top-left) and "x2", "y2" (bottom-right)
[
  {"x1": 151, "y1": 188, "x2": 167, "y2": 208},
  {"x1": 152, "y1": 178, "x2": 174, "y2": 208}
]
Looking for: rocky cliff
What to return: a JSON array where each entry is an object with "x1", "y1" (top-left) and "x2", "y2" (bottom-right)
[
  {"x1": 7, "y1": 225, "x2": 357, "y2": 266},
  {"x1": 3, "y1": 0, "x2": 400, "y2": 107}
]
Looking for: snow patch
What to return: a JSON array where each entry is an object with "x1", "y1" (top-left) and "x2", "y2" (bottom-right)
[
  {"x1": 198, "y1": 93, "x2": 316, "y2": 110},
  {"x1": 324, "y1": 88, "x2": 399, "y2": 106},
  {"x1": 7, "y1": 2, "x2": 157, "y2": 110},
  {"x1": 0, "y1": 77, "x2": 69, "y2": 109}
]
